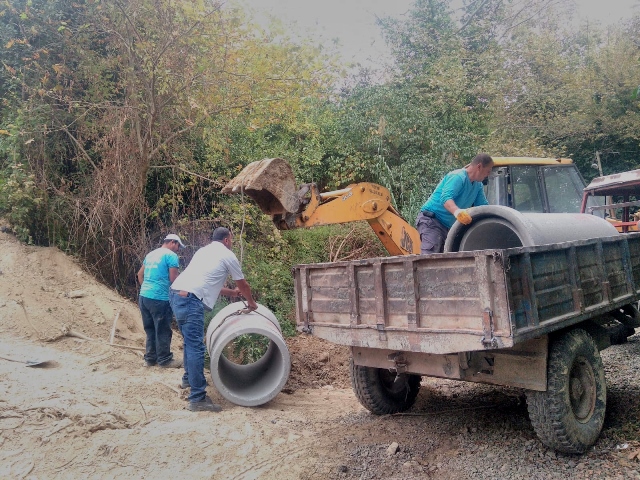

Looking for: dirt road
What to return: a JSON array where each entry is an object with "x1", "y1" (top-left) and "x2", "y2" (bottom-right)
[{"x1": 2, "y1": 230, "x2": 640, "y2": 479}]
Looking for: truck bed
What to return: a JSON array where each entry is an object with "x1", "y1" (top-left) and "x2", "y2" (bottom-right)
[{"x1": 293, "y1": 233, "x2": 640, "y2": 355}]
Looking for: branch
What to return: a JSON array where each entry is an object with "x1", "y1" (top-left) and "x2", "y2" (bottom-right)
[
  {"x1": 114, "y1": 0, "x2": 143, "y2": 44},
  {"x1": 59, "y1": 125, "x2": 98, "y2": 170},
  {"x1": 456, "y1": 0, "x2": 495, "y2": 34},
  {"x1": 148, "y1": 165, "x2": 224, "y2": 187},
  {"x1": 499, "y1": 0, "x2": 565, "y2": 39}
]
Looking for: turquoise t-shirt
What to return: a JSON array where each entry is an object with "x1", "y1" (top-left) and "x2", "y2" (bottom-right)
[
  {"x1": 420, "y1": 168, "x2": 488, "y2": 229},
  {"x1": 139, "y1": 247, "x2": 180, "y2": 301}
]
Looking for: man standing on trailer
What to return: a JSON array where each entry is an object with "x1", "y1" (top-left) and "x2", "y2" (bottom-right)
[{"x1": 415, "y1": 153, "x2": 494, "y2": 254}]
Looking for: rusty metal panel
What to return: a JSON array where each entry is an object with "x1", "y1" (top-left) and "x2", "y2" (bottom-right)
[
  {"x1": 352, "y1": 347, "x2": 462, "y2": 379},
  {"x1": 603, "y1": 240, "x2": 632, "y2": 300},
  {"x1": 311, "y1": 324, "x2": 513, "y2": 355},
  {"x1": 507, "y1": 253, "x2": 539, "y2": 329},
  {"x1": 461, "y1": 336, "x2": 548, "y2": 391},
  {"x1": 576, "y1": 243, "x2": 604, "y2": 308},
  {"x1": 511, "y1": 234, "x2": 640, "y2": 342},
  {"x1": 629, "y1": 236, "x2": 640, "y2": 290},
  {"x1": 531, "y1": 249, "x2": 574, "y2": 322}
]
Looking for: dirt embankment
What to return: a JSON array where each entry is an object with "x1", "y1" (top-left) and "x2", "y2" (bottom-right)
[{"x1": 2, "y1": 228, "x2": 640, "y2": 479}]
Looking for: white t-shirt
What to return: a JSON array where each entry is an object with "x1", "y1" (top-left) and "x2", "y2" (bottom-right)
[{"x1": 171, "y1": 241, "x2": 244, "y2": 310}]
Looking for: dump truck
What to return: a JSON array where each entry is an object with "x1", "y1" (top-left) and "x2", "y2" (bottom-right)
[
  {"x1": 292, "y1": 209, "x2": 640, "y2": 454},
  {"x1": 224, "y1": 157, "x2": 637, "y2": 453}
]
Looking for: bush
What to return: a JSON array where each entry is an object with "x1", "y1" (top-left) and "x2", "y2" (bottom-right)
[{"x1": 0, "y1": 163, "x2": 43, "y2": 243}]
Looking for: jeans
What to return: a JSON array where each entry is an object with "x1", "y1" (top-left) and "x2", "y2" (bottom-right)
[
  {"x1": 138, "y1": 296, "x2": 174, "y2": 365},
  {"x1": 169, "y1": 290, "x2": 207, "y2": 402}
]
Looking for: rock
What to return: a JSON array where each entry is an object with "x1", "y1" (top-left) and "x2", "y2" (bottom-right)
[
  {"x1": 318, "y1": 352, "x2": 330, "y2": 363},
  {"x1": 387, "y1": 442, "x2": 399, "y2": 456},
  {"x1": 402, "y1": 461, "x2": 420, "y2": 471},
  {"x1": 338, "y1": 465, "x2": 348, "y2": 473},
  {"x1": 67, "y1": 290, "x2": 87, "y2": 298}
]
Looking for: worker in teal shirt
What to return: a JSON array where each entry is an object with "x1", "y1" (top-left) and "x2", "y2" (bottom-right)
[
  {"x1": 137, "y1": 234, "x2": 185, "y2": 368},
  {"x1": 415, "y1": 154, "x2": 494, "y2": 254}
]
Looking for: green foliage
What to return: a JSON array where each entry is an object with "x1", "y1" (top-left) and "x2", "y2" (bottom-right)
[
  {"x1": 222, "y1": 334, "x2": 270, "y2": 365},
  {"x1": 0, "y1": 163, "x2": 43, "y2": 243}
]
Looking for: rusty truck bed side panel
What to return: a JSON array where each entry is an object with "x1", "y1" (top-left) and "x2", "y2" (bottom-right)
[{"x1": 293, "y1": 233, "x2": 640, "y2": 355}]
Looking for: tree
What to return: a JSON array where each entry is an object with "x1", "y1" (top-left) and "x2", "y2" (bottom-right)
[{"x1": 0, "y1": 0, "x2": 340, "y2": 289}]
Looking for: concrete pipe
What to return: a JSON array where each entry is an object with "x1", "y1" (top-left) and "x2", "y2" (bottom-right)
[
  {"x1": 205, "y1": 302, "x2": 291, "y2": 407},
  {"x1": 444, "y1": 205, "x2": 619, "y2": 253}
]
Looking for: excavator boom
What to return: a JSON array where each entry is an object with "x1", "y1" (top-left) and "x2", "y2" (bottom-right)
[{"x1": 222, "y1": 159, "x2": 420, "y2": 256}]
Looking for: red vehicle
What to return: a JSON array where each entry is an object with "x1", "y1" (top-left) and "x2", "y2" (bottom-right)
[{"x1": 581, "y1": 169, "x2": 640, "y2": 233}]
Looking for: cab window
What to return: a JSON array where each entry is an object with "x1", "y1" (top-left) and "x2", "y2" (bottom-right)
[
  {"x1": 542, "y1": 166, "x2": 584, "y2": 213},
  {"x1": 511, "y1": 165, "x2": 544, "y2": 212}
]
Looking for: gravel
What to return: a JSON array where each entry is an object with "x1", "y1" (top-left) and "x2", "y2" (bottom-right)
[{"x1": 328, "y1": 333, "x2": 640, "y2": 480}]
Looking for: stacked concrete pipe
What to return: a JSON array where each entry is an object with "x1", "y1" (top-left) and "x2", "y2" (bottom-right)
[
  {"x1": 444, "y1": 205, "x2": 619, "y2": 252},
  {"x1": 205, "y1": 302, "x2": 291, "y2": 407}
]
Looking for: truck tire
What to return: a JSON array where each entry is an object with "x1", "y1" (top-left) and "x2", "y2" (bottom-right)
[
  {"x1": 350, "y1": 359, "x2": 421, "y2": 414},
  {"x1": 526, "y1": 329, "x2": 606, "y2": 454}
]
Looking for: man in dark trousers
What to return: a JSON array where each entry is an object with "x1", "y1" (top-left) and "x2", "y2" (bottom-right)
[
  {"x1": 137, "y1": 234, "x2": 185, "y2": 368},
  {"x1": 415, "y1": 153, "x2": 494, "y2": 254}
]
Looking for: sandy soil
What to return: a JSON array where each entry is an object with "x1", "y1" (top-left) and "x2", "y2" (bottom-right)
[
  {"x1": 0, "y1": 229, "x2": 359, "y2": 479},
  {"x1": 2, "y1": 229, "x2": 640, "y2": 479}
]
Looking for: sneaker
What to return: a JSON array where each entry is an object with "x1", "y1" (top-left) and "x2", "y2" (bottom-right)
[
  {"x1": 179, "y1": 378, "x2": 190, "y2": 389},
  {"x1": 144, "y1": 361, "x2": 156, "y2": 367},
  {"x1": 187, "y1": 396, "x2": 222, "y2": 412},
  {"x1": 159, "y1": 358, "x2": 183, "y2": 369}
]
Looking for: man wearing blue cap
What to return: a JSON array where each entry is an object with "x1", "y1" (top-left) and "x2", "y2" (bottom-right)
[{"x1": 137, "y1": 234, "x2": 185, "y2": 368}]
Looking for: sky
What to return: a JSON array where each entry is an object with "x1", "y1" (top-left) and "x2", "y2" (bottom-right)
[{"x1": 233, "y1": 0, "x2": 639, "y2": 70}]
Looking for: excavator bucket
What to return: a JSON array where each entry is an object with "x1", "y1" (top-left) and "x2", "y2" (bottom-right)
[{"x1": 222, "y1": 158, "x2": 302, "y2": 215}]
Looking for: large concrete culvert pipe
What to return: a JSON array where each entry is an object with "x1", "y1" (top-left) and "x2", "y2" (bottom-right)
[
  {"x1": 444, "y1": 205, "x2": 620, "y2": 253},
  {"x1": 205, "y1": 302, "x2": 291, "y2": 407}
]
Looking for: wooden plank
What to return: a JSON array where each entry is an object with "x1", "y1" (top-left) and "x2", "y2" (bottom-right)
[
  {"x1": 566, "y1": 245, "x2": 584, "y2": 314},
  {"x1": 405, "y1": 259, "x2": 419, "y2": 327},
  {"x1": 348, "y1": 264, "x2": 360, "y2": 327},
  {"x1": 373, "y1": 262, "x2": 387, "y2": 340},
  {"x1": 595, "y1": 239, "x2": 612, "y2": 303},
  {"x1": 520, "y1": 253, "x2": 539, "y2": 327}
]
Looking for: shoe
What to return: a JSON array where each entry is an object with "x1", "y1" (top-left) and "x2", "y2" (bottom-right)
[
  {"x1": 179, "y1": 378, "x2": 190, "y2": 389},
  {"x1": 144, "y1": 361, "x2": 156, "y2": 367},
  {"x1": 159, "y1": 358, "x2": 183, "y2": 369},
  {"x1": 187, "y1": 396, "x2": 222, "y2": 412}
]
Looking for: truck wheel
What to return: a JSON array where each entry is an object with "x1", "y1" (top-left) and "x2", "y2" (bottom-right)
[
  {"x1": 526, "y1": 329, "x2": 606, "y2": 454},
  {"x1": 350, "y1": 359, "x2": 421, "y2": 414}
]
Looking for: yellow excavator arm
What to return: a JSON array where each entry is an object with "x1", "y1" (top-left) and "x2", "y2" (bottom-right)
[{"x1": 223, "y1": 158, "x2": 421, "y2": 256}]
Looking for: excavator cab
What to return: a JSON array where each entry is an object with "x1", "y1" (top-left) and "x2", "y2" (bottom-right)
[{"x1": 485, "y1": 157, "x2": 589, "y2": 214}]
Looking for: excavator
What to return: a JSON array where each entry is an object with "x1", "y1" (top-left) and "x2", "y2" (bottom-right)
[
  {"x1": 222, "y1": 158, "x2": 420, "y2": 256},
  {"x1": 223, "y1": 156, "x2": 592, "y2": 256}
]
